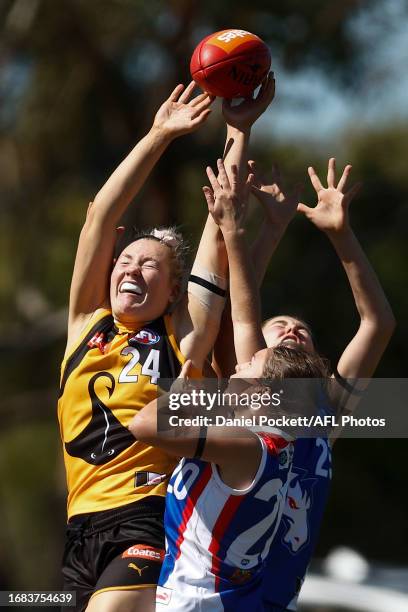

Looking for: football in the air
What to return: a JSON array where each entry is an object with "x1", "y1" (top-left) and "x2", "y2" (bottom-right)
[{"x1": 190, "y1": 29, "x2": 271, "y2": 98}]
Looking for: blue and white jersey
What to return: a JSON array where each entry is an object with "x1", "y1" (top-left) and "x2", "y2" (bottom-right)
[
  {"x1": 156, "y1": 433, "x2": 294, "y2": 611},
  {"x1": 262, "y1": 434, "x2": 332, "y2": 610}
]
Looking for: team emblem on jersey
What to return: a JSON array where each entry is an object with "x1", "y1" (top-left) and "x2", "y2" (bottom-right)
[
  {"x1": 130, "y1": 329, "x2": 160, "y2": 345},
  {"x1": 65, "y1": 371, "x2": 135, "y2": 465},
  {"x1": 281, "y1": 470, "x2": 315, "y2": 553}
]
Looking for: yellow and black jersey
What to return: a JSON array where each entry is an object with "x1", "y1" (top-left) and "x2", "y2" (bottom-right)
[{"x1": 58, "y1": 309, "x2": 188, "y2": 519}]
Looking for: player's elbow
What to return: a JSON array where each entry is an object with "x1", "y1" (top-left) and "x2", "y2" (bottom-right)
[
  {"x1": 362, "y1": 311, "x2": 396, "y2": 344},
  {"x1": 128, "y1": 415, "x2": 154, "y2": 443},
  {"x1": 376, "y1": 308, "x2": 396, "y2": 340}
]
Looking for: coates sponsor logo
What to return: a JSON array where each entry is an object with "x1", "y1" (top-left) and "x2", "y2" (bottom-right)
[
  {"x1": 156, "y1": 586, "x2": 172, "y2": 605},
  {"x1": 130, "y1": 329, "x2": 160, "y2": 345},
  {"x1": 122, "y1": 544, "x2": 165, "y2": 562}
]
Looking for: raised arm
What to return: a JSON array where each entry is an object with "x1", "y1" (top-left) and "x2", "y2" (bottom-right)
[
  {"x1": 67, "y1": 82, "x2": 213, "y2": 348},
  {"x1": 173, "y1": 74, "x2": 275, "y2": 371},
  {"x1": 213, "y1": 160, "x2": 299, "y2": 376},
  {"x1": 297, "y1": 158, "x2": 396, "y2": 378},
  {"x1": 204, "y1": 160, "x2": 265, "y2": 363},
  {"x1": 250, "y1": 161, "x2": 300, "y2": 287}
]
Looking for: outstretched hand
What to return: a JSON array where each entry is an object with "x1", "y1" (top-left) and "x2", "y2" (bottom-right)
[
  {"x1": 203, "y1": 159, "x2": 253, "y2": 233},
  {"x1": 297, "y1": 158, "x2": 362, "y2": 235},
  {"x1": 222, "y1": 72, "x2": 275, "y2": 131},
  {"x1": 153, "y1": 81, "x2": 214, "y2": 139},
  {"x1": 249, "y1": 160, "x2": 300, "y2": 231}
]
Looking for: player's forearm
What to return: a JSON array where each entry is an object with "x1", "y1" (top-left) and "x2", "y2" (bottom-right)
[
  {"x1": 193, "y1": 214, "x2": 228, "y2": 278},
  {"x1": 328, "y1": 229, "x2": 395, "y2": 331},
  {"x1": 251, "y1": 222, "x2": 286, "y2": 287},
  {"x1": 223, "y1": 229, "x2": 264, "y2": 360},
  {"x1": 223, "y1": 126, "x2": 250, "y2": 184},
  {"x1": 91, "y1": 125, "x2": 172, "y2": 227}
]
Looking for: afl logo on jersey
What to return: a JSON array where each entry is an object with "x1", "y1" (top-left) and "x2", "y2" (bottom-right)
[{"x1": 130, "y1": 329, "x2": 160, "y2": 345}]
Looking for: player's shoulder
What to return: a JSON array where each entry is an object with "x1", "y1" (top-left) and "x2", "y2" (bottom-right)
[{"x1": 63, "y1": 308, "x2": 113, "y2": 362}]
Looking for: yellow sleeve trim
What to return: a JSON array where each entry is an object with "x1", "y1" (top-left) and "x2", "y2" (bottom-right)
[{"x1": 164, "y1": 314, "x2": 202, "y2": 378}]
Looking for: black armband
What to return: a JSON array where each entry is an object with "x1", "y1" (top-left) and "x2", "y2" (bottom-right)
[
  {"x1": 334, "y1": 370, "x2": 365, "y2": 396},
  {"x1": 193, "y1": 426, "x2": 208, "y2": 459}
]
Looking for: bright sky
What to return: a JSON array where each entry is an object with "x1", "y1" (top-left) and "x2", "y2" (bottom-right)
[{"x1": 253, "y1": 0, "x2": 408, "y2": 144}]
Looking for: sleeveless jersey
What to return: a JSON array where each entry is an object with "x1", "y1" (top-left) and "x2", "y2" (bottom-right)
[
  {"x1": 262, "y1": 402, "x2": 333, "y2": 610},
  {"x1": 156, "y1": 433, "x2": 294, "y2": 611},
  {"x1": 58, "y1": 308, "x2": 186, "y2": 518}
]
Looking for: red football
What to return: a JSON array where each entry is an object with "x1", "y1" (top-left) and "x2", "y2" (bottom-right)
[{"x1": 190, "y1": 29, "x2": 271, "y2": 98}]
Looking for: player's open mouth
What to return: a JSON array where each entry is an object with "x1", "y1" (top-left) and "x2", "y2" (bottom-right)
[
  {"x1": 119, "y1": 281, "x2": 143, "y2": 296},
  {"x1": 280, "y1": 338, "x2": 298, "y2": 347}
]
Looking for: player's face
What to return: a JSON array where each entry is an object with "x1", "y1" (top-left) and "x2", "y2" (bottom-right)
[
  {"x1": 110, "y1": 239, "x2": 176, "y2": 325},
  {"x1": 231, "y1": 348, "x2": 271, "y2": 380},
  {"x1": 262, "y1": 316, "x2": 314, "y2": 353}
]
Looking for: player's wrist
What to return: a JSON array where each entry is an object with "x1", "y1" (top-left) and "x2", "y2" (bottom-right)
[
  {"x1": 226, "y1": 123, "x2": 252, "y2": 136},
  {"x1": 149, "y1": 123, "x2": 176, "y2": 145},
  {"x1": 325, "y1": 225, "x2": 353, "y2": 241}
]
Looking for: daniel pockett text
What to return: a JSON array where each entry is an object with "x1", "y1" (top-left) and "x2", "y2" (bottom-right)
[{"x1": 156, "y1": 378, "x2": 408, "y2": 438}]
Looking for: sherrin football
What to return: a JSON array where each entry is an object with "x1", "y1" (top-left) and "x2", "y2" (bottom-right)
[{"x1": 190, "y1": 29, "x2": 271, "y2": 98}]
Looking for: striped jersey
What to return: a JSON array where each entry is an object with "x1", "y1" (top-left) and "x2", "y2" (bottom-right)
[
  {"x1": 262, "y1": 411, "x2": 333, "y2": 609},
  {"x1": 156, "y1": 433, "x2": 294, "y2": 611}
]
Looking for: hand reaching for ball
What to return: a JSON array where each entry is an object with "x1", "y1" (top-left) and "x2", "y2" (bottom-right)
[
  {"x1": 153, "y1": 81, "x2": 214, "y2": 140},
  {"x1": 222, "y1": 72, "x2": 275, "y2": 132},
  {"x1": 203, "y1": 159, "x2": 253, "y2": 234}
]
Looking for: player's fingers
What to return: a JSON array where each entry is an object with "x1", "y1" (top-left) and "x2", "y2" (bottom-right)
[
  {"x1": 178, "y1": 80, "x2": 196, "y2": 103},
  {"x1": 337, "y1": 164, "x2": 353, "y2": 192},
  {"x1": 229, "y1": 164, "x2": 240, "y2": 191},
  {"x1": 206, "y1": 165, "x2": 221, "y2": 192},
  {"x1": 190, "y1": 92, "x2": 211, "y2": 107},
  {"x1": 202, "y1": 186, "x2": 215, "y2": 210},
  {"x1": 297, "y1": 202, "x2": 313, "y2": 216},
  {"x1": 190, "y1": 109, "x2": 212, "y2": 128},
  {"x1": 243, "y1": 172, "x2": 254, "y2": 200},
  {"x1": 327, "y1": 157, "x2": 336, "y2": 188},
  {"x1": 248, "y1": 159, "x2": 258, "y2": 177},
  {"x1": 308, "y1": 166, "x2": 323, "y2": 193},
  {"x1": 191, "y1": 96, "x2": 214, "y2": 117},
  {"x1": 169, "y1": 84, "x2": 185, "y2": 102},
  {"x1": 259, "y1": 71, "x2": 275, "y2": 104},
  {"x1": 217, "y1": 158, "x2": 231, "y2": 190},
  {"x1": 248, "y1": 159, "x2": 268, "y2": 187}
]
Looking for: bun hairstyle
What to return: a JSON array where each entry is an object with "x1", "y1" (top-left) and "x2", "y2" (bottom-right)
[{"x1": 115, "y1": 226, "x2": 189, "y2": 298}]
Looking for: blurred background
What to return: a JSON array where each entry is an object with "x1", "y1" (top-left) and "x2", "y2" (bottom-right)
[{"x1": 0, "y1": 0, "x2": 407, "y2": 609}]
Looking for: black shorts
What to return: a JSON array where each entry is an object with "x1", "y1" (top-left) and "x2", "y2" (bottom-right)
[{"x1": 62, "y1": 496, "x2": 165, "y2": 612}]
